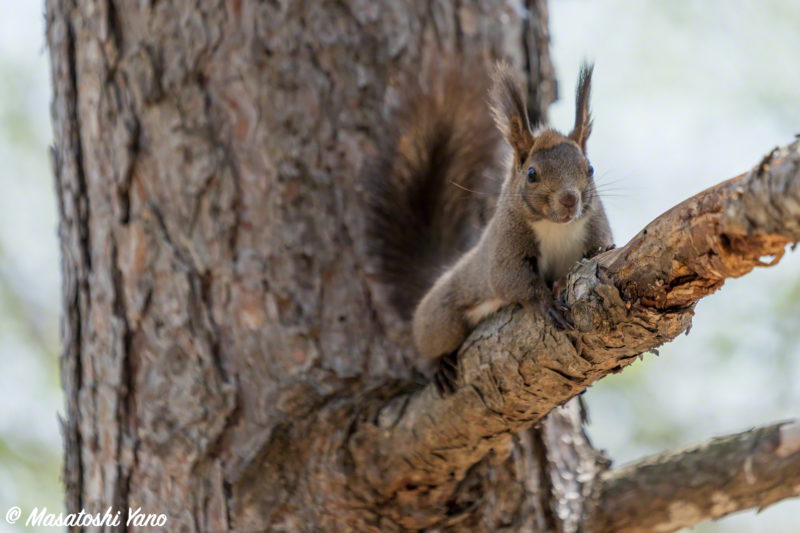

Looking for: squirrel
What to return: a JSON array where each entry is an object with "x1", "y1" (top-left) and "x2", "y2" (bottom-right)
[{"x1": 366, "y1": 62, "x2": 613, "y2": 395}]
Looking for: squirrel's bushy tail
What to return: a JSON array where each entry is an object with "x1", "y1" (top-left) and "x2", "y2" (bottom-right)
[{"x1": 365, "y1": 67, "x2": 503, "y2": 319}]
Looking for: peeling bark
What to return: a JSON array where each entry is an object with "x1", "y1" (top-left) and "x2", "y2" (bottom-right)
[{"x1": 585, "y1": 420, "x2": 800, "y2": 533}]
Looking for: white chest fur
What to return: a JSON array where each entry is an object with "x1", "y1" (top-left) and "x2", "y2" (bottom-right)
[{"x1": 530, "y1": 217, "x2": 589, "y2": 284}]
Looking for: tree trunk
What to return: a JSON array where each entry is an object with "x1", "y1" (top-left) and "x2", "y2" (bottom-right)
[
  {"x1": 47, "y1": 1, "x2": 800, "y2": 532},
  {"x1": 48, "y1": 0, "x2": 598, "y2": 530}
]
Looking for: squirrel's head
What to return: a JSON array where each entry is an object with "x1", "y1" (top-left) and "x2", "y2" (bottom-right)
[{"x1": 490, "y1": 63, "x2": 596, "y2": 224}]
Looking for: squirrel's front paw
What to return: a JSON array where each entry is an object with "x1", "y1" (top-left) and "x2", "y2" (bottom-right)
[
  {"x1": 583, "y1": 243, "x2": 616, "y2": 259},
  {"x1": 433, "y1": 352, "x2": 459, "y2": 396}
]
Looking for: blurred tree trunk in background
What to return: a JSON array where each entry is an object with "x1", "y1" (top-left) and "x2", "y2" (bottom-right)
[{"x1": 47, "y1": 1, "x2": 607, "y2": 530}]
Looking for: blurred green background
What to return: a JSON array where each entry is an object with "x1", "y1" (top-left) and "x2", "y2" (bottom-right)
[
  {"x1": 0, "y1": 2, "x2": 63, "y2": 533},
  {"x1": 549, "y1": 1, "x2": 800, "y2": 531},
  {"x1": 0, "y1": 1, "x2": 797, "y2": 532}
]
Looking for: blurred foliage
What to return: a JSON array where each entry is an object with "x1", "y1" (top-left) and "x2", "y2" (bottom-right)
[
  {"x1": 0, "y1": 4, "x2": 63, "y2": 532},
  {"x1": 0, "y1": 66, "x2": 43, "y2": 151}
]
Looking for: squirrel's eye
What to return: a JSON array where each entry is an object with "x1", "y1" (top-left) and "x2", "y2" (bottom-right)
[
  {"x1": 526, "y1": 167, "x2": 537, "y2": 183},
  {"x1": 587, "y1": 164, "x2": 595, "y2": 177}
]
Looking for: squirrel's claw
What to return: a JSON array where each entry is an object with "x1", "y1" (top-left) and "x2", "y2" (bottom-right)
[
  {"x1": 583, "y1": 242, "x2": 616, "y2": 260},
  {"x1": 433, "y1": 352, "x2": 459, "y2": 396},
  {"x1": 547, "y1": 300, "x2": 574, "y2": 331}
]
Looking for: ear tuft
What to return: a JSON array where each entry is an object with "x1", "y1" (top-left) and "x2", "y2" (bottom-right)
[
  {"x1": 569, "y1": 62, "x2": 594, "y2": 152},
  {"x1": 489, "y1": 63, "x2": 534, "y2": 168}
]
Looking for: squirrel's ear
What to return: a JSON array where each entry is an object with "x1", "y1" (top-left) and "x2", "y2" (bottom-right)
[
  {"x1": 490, "y1": 63, "x2": 534, "y2": 168},
  {"x1": 569, "y1": 62, "x2": 593, "y2": 152}
]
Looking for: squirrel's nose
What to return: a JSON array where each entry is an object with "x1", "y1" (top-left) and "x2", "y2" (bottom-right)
[{"x1": 559, "y1": 191, "x2": 578, "y2": 208}]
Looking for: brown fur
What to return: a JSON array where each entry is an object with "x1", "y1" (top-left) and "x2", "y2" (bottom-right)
[
  {"x1": 568, "y1": 64, "x2": 594, "y2": 151},
  {"x1": 368, "y1": 63, "x2": 613, "y2": 387},
  {"x1": 489, "y1": 63, "x2": 534, "y2": 168},
  {"x1": 365, "y1": 65, "x2": 502, "y2": 319},
  {"x1": 532, "y1": 129, "x2": 572, "y2": 152}
]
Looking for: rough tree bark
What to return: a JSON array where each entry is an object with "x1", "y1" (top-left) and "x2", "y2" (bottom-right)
[{"x1": 47, "y1": 1, "x2": 800, "y2": 532}]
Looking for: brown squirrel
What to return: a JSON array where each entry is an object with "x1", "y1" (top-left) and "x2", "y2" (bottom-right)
[{"x1": 367, "y1": 63, "x2": 613, "y2": 394}]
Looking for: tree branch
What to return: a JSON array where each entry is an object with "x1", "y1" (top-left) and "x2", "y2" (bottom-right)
[
  {"x1": 347, "y1": 140, "x2": 800, "y2": 525},
  {"x1": 584, "y1": 420, "x2": 800, "y2": 533}
]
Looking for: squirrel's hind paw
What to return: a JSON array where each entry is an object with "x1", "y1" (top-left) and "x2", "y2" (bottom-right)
[{"x1": 433, "y1": 352, "x2": 459, "y2": 396}]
